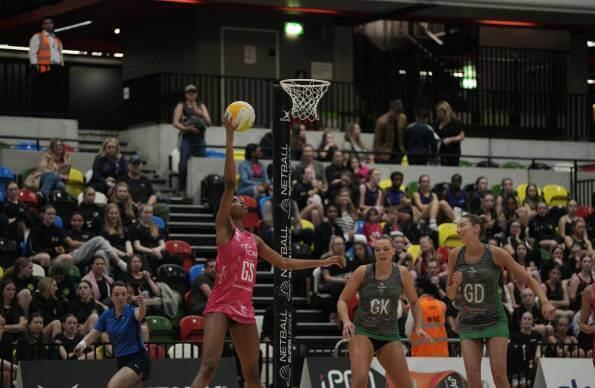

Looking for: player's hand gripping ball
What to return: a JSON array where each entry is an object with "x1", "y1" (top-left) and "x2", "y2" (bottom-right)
[{"x1": 224, "y1": 101, "x2": 255, "y2": 132}]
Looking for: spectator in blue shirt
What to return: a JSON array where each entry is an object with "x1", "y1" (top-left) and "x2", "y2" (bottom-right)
[
  {"x1": 75, "y1": 281, "x2": 149, "y2": 387},
  {"x1": 237, "y1": 143, "x2": 270, "y2": 198},
  {"x1": 404, "y1": 107, "x2": 437, "y2": 165}
]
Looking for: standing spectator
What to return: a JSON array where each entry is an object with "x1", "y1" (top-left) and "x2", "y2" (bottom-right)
[
  {"x1": 15, "y1": 312, "x2": 54, "y2": 361},
  {"x1": 0, "y1": 280, "x2": 27, "y2": 341},
  {"x1": 290, "y1": 123, "x2": 307, "y2": 160},
  {"x1": 54, "y1": 314, "x2": 83, "y2": 360},
  {"x1": 118, "y1": 154, "x2": 169, "y2": 223},
  {"x1": 68, "y1": 280, "x2": 104, "y2": 335},
  {"x1": 408, "y1": 277, "x2": 448, "y2": 356},
  {"x1": 343, "y1": 122, "x2": 368, "y2": 161},
  {"x1": 24, "y1": 138, "x2": 71, "y2": 195},
  {"x1": 509, "y1": 312, "x2": 541, "y2": 385},
  {"x1": 435, "y1": 101, "x2": 464, "y2": 166},
  {"x1": 173, "y1": 84, "x2": 212, "y2": 195},
  {"x1": 404, "y1": 107, "x2": 437, "y2": 165},
  {"x1": 29, "y1": 205, "x2": 73, "y2": 269},
  {"x1": 317, "y1": 130, "x2": 338, "y2": 161},
  {"x1": 529, "y1": 202, "x2": 558, "y2": 250},
  {"x1": 412, "y1": 175, "x2": 439, "y2": 230},
  {"x1": 188, "y1": 258, "x2": 217, "y2": 316},
  {"x1": 313, "y1": 205, "x2": 344, "y2": 258},
  {"x1": 237, "y1": 144, "x2": 271, "y2": 198},
  {"x1": 30, "y1": 277, "x2": 65, "y2": 340},
  {"x1": 79, "y1": 187, "x2": 104, "y2": 234},
  {"x1": 110, "y1": 182, "x2": 138, "y2": 227},
  {"x1": 469, "y1": 176, "x2": 489, "y2": 215},
  {"x1": 373, "y1": 99, "x2": 407, "y2": 163},
  {"x1": 89, "y1": 137, "x2": 127, "y2": 196},
  {"x1": 82, "y1": 255, "x2": 113, "y2": 305},
  {"x1": 28, "y1": 17, "x2": 64, "y2": 114},
  {"x1": 358, "y1": 168, "x2": 383, "y2": 215}
]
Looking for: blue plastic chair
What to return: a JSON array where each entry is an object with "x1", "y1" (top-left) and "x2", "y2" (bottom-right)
[
  {"x1": 15, "y1": 141, "x2": 39, "y2": 151},
  {"x1": 189, "y1": 264, "x2": 205, "y2": 284},
  {"x1": 354, "y1": 220, "x2": 365, "y2": 235},
  {"x1": 54, "y1": 215, "x2": 63, "y2": 228},
  {"x1": 0, "y1": 166, "x2": 16, "y2": 204},
  {"x1": 152, "y1": 216, "x2": 166, "y2": 231},
  {"x1": 206, "y1": 149, "x2": 225, "y2": 159}
]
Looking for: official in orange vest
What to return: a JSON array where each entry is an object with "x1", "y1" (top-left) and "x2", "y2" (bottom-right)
[
  {"x1": 29, "y1": 17, "x2": 63, "y2": 74},
  {"x1": 409, "y1": 277, "x2": 449, "y2": 356}
]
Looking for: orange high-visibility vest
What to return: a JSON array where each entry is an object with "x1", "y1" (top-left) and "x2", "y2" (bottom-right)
[
  {"x1": 410, "y1": 295, "x2": 448, "y2": 357},
  {"x1": 36, "y1": 32, "x2": 62, "y2": 73}
]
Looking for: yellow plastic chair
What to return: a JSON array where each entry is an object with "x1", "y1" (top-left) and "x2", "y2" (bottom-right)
[
  {"x1": 439, "y1": 223, "x2": 463, "y2": 247},
  {"x1": 379, "y1": 178, "x2": 392, "y2": 190},
  {"x1": 234, "y1": 149, "x2": 245, "y2": 161},
  {"x1": 0, "y1": 266, "x2": 4, "y2": 280},
  {"x1": 300, "y1": 219, "x2": 314, "y2": 230},
  {"x1": 543, "y1": 184, "x2": 569, "y2": 207},
  {"x1": 65, "y1": 168, "x2": 85, "y2": 198},
  {"x1": 401, "y1": 155, "x2": 409, "y2": 166},
  {"x1": 407, "y1": 244, "x2": 421, "y2": 262}
]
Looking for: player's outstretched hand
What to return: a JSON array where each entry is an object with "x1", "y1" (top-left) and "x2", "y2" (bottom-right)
[
  {"x1": 541, "y1": 301, "x2": 556, "y2": 321},
  {"x1": 342, "y1": 320, "x2": 355, "y2": 339},
  {"x1": 323, "y1": 255, "x2": 346, "y2": 269},
  {"x1": 223, "y1": 114, "x2": 237, "y2": 134},
  {"x1": 414, "y1": 327, "x2": 433, "y2": 344}
]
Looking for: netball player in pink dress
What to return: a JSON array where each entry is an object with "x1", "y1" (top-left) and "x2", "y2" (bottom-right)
[{"x1": 190, "y1": 117, "x2": 346, "y2": 388}]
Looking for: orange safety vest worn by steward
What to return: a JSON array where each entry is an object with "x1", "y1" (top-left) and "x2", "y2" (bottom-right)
[
  {"x1": 36, "y1": 32, "x2": 62, "y2": 73},
  {"x1": 410, "y1": 295, "x2": 448, "y2": 356}
]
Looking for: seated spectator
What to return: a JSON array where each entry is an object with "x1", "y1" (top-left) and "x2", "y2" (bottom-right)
[
  {"x1": 120, "y1": 254, "x2": 161, "y2": 305},
  {"x1": 499, "y1": 195, "x2": 522, "y2": 229},
  {"x1": 383, "y1": 171, "x2": 414, "y2": 226},
  {"x1": 518, "y1": 184, "x2": 542, "y2": 225},
  {"x1": 546, "y1": 316, "x2": 582, "y2": 357},
  {"x1": 65, "y1": 211, "x2": 94, "y2": 247},
  {"x1": 0, "y1": 315, "x2": 17, "y2": 386},
  {"x1": 237, "y1": 144, "x2": 271, "y2": 199},
  {"x1": 102, "y1": 203, "x2": 133, "y2": 262},
  {"x1": 509, "y1": 312, "x2": 541, "y2": 384},
  {"x1": 435, "y1": 101, "x2": 464, "y2": 166},
  {"x1": 342, "y1": 122, "x2": 368, "y2": 161},
  {"x1": 542, "y1": 264, "x2": 574, "y2": 320},
  {"x1": 373, "y1": 99, "x2": 407, "y2": 163},
  {"x1": 404, "y1": 107, "x2": 437, "y2": 165},
  {"x1": 514, "y1": 243, "x2": 541, "y2": 281},
  {"x1": 586, "y1": 211, "x2": 595, "y2": 245},
  {"x1": 358, "y1": 168, "x2": 383, "y2": 216},
  {"x1": 496, "y1": 178, "x2": 520, "y2": 220},
  {"x1": 15, "y1": 312, "x2": 54, "y2": 361},
  {"x1": 558, "y1": 199, "x2": 580, "y2": 242},
  {"x1": 478, "y1": 193, "x2": 501, "y2": 240},
  {"x1": 294, "y1": 144, "x2": 326, "y2": 188},
  {"x1": 290, "y1": 123, "x2": 307, "y2": 160},
  {"x1": 334, "y1": 188, "x2": 358, "y2": 242},
  {"x1": 317, "y1": 130, "x2": 338, "y2": 162},
  {"x1": 259, "y1": 131, "x2": 273, "y2": 159},
  {"x1": 88, "y1": 137, "x2": 127, "y2": 195},
  {"x1": 550, "y1": 245, "x2": 566, "y2": 272},
  {"x1": 30, "y1": 277, "x2": 64, "y2": 340},
  {"x1": 119, "y1": 154, "x2": 170, "y2": 223},
  {"x1": 415, "y1": 235, "x2": 440, "y2": 276},
  {"x1": 363, "y1": 208, "x2": 382, "y2": 248},
  {"x1": 294, "y1": 170, "x2": 324, "y2": 227},
  {"x1": 565, "y1": 245, "x2": 584, "y2": 279},
  {"x1": 424, "y1": 258, "x2": 447, "y2": 299},
  {"x1": 442, "y1": 174, "x2": 468, "y2": 220},
  {"x1": 0, "y1": 181, "x2": 31, "y2": 243},
  {"x1": 503, "y1": 219, "x2": 528, "y2": 256},
  {"x1": 511, "y1": 288, "x2": 553, "y2": 338},
  {"x1": 29, "y1": 205, "x2": 73, "y2": 269},
  {"x1": 24, "y1": 138, "x2": 71, "y2": 195},
  {"x1": 529, "y1": 201, "x2": 558, "y2": 250},
  {"x1": 79, "y1": 187, "x2": 104, "y2": 234},
  {"x1": 50, "y1": 264, "x2": 75, "y2": 303},
  {"x1": 110, "y1": 181, "x2": 138, "y2": 227},
  {"x1": 325, "y1": 150, "x2": 349, "y2": 197},
  {"x1": 412, "y1": 175, "x2": 439, "y2": 230},
  {"x1": 4, "y1": 257, "x2": 37, "y2": 315},
  {"x1": 188, "y1": 258, "x2": 216, "y2": 316},
  {"x1": 349, "y1": 239, "x2": 373, "y2": 265},
  {"x1": 348, "y1": 155, "x2": 369, "y2": 184},
  {"x1": 313, "y1": 205, "x2": 344, "y2": 258},
  {"x1": 469, "y1": 176, "x2": 489, "y2": 215},
  {"x1": 0, "y1": 280, "x2": 27, "y2": 342},
  {"x1": 564, "y1": 219, "x2": 593, "y2": 255},
  {"x1": 54, "y1": 313, "x2": 83, "y2": 360},
  {"x1": 390, "y1": 231, "x2": 411, "y2": 265},
  {"x1": 81, "y1": 255, "x2": 113, "y2": 305},
  {"x1": 130, "y1": 204, "x2": 171, "y2": 273},
  {"x1": 68, "y1": 280, "x2": 104, "y2": 336},
  {"x1": 320, "y1": 236, "x2": 350, "y2": 320},
  {"x1": 568, "y1": 254, "x2": 593, "y2": 311}
]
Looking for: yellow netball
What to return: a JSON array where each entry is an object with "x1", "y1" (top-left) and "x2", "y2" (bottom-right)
[{"x1": 224, "y1": 100, "x2": 255, "y2": 132}]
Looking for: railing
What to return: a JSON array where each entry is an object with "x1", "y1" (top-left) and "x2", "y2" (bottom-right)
[{"x1": 576, "y1": 179, "x2": 595, "y2": 207}]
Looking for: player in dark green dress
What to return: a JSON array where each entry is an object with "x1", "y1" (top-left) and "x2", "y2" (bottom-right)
[
  {"x1": 338, "y1": 236, "x2": 431, "y2": 388},
  {"x1": 447, "y1": 214, "x2": 556, "y2": 388}
]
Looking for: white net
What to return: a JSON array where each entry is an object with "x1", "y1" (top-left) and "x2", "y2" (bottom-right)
[{"x1": 280, "y1": 79, "x2": 330, "y2": 121}]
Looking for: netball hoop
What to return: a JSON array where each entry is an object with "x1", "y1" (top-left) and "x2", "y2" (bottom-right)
[{"x1": 279, "y1": 78, "x2": 330, "y2": 121}]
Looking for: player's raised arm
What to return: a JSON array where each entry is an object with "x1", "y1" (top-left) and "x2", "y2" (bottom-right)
[{"x1": 215, "y1": 116, "x2": 238, "y2": 246}]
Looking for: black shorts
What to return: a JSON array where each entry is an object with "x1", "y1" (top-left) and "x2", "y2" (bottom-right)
[
  {"x1": 369, "y1": 337, "x2": 393, "y2": 353},
  {"x1": 116, "y1": 350, "x2": 151, "y2": 380}
]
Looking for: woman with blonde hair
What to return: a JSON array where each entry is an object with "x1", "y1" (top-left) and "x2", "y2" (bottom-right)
[
  {"x1": 435, "y1": 100, "x2": 464, "y2": 166},
  {"x1": 110, "y1": 182, "x2": 137, "y2": 227},
  {"x1": 25, "y1": 138, "x2": 72, "y2": 195},
  {"x1": 102, "y1": 203, "x2": 133, "y2": 262},
  {"x1": 343, "y1": 122, "x2": 368, "y2": 160},
  {"x1": 89, "y1": 137, "x2": 127, "y2": 195}
]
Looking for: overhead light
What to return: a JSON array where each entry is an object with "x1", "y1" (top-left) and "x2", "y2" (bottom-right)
[
  {"x1": 588, "y1": 41, "x2": 595, "y2": 48},
  {"x1": 277, "y1": 6, "x2": 340, "y2": 15},
  {"x1": 54, "y1": 20, "x2": 92, "y2": 33},
  {"x1": 284, "y1": 22, "x2": 304, "y2": 39},
  {"x1": 155, "y1": 0, "x2": 202, "y2": 4},
  {"x1": 114, "y1": 27, "x2": 121, "y2": 35},
  {"x1": 91, "y1": 52, "x2": 103, "y2": 57},
  {"x1": 477, "y1": 19, "x2": 539, "y2": 28},
  {"x1": 0, "y1": 44, "x2": 28, "y2": 52},
  {"x1": 398, "y1": 69, "x2": 407, "y2": 75},
  {"x1": 63, "y1": 49, "x2": 82, "y2": 55},
  {"x1": 588, "y1": 79, "x2": 595, "y2": 84},
  {"x1": 453, "y1": 71, "x2": 464, "y2": 78},
  {"x1": 114, "y1": 52, "x2": 124, "y2": 58}
]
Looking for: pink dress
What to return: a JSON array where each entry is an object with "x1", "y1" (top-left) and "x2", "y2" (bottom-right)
[{"x1": 203, "y1": 227, "x2": 258, "y2": 324}]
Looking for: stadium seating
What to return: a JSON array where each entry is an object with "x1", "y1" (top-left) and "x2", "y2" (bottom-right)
[
  {"x1": 77, "y1": 191, "x2": 108, "y2": 205},
  {"x1": 147, "y1": 344, "x2": 167, "y2": 359},
  {"x1": 19, "y1": 188, "x2": 39, "y2": 208},
  {"x1": 152, "y1": 216, "x2": 166, "y2": 232},
  {"x1": 32, "y1": 263, "x2": 45, "y2": 278},
  {"x1": 490, "y1": 184, "x2": 502, "y2": 197},
  {"x1": 54, "y1": 215, "x2": 63, "y2": 228},
  {"x1": 577, "y1": 206, "x2": 593, "y2": 219},
  {"x1": 189, "y1": 264, "x2": 205, "y2": 284},
  {"x1": 439, "y1": 223, "x2": 463, "y2": 247},
  {"x1": 406, "y1": 244, "x2": 421, "y2": 261},
  {"x1": 0, "y1": 266, "x2": 3, "y2": 280},
  {"x1": 179, "y1": 315, "x2": 205, "y2": 342},
  {"x1": 157, "y1": 264, "x2": 187, "y2": 295},
  {"x1": 165, "y1": 240, "x2": 194, "y2": 272},
  {"x1": 0, "y1": 166, "x2": 15, "y2": 202},
  {"x1": 437, "y1": 246, "x2": 450, "y2": 263},
  {"x1": 65, "y1": 168, "x2": 85, "y2": 198},
  {"x1": 406, "y1": 181, "x2": 418, "y2": 197},
  {"x1": 15, "y1": 141, "x2": 39, "y2": 151},
  {"x1": 146, "y1": 315, "x2": 176, "y2": 342},
  {"x1": 379, "y1": 178, "x2": 392, "y2": 190},
  {"x1": 312, "y1": 267, "x2": 330, "y2": 299},
  {"x1": 167, "y1": 343, "x2": 200, "y2": 359},
  {"x1": 300, "y1": 219, "x2": 314, "y2": 230},
  {"x1": 543, "y1": 184, "x2": 569, "y2": 207}
]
